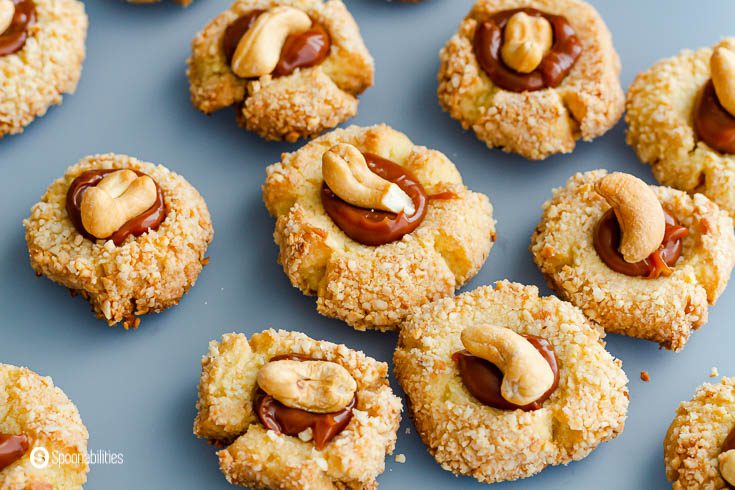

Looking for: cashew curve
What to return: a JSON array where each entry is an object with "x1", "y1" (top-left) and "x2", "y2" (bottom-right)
[
  {"x1": 595, "y1": 172, "x2": 665, "y2": 264},
  {"x1": 257, "y1": 359, "x2": 357, "y2": 413},
  {"x1": 0, "y1": 0, "x2": 14, "y2": 35},
  {"x1": 322, "y1": 143, "x2": 416, "y2": 215},
  {"x1": 230, "y1": 6, "x2": 312, "y2": 78},
  {"x1": 501, "y1": 12, "x2": 553, "y2": 74},
  {"x1": 80, "y1": 170, "x2": 157, "y2": 239},
  {"x1": 711, "y1": 39, "x2": 735, "y2": 118},
  {"x1": 720, "y1": 449, "x2": 735, "y2": 486},
  {"x1": 461, "y1": 324, "x2": 554, "y2": 406}
]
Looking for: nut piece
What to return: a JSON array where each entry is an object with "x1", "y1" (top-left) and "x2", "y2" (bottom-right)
[
  {"x1": 257, "y1": 359, "x2": 357, "y2": 413},
  {"x1": 230, "y1": 6, "x2": 311, "y2": 78},
  {"x1": 0, "y1": 0, "x2": 15, "y2": 35},
  {"x1": 80, "y1": 169, "x2": 157, "y2": 239},
  {"x1": 595, "y1": 172, "x2": 665, "y2": 263},
  {"x1": 711, "y1": 39, "x2": 735, "y2": 118},
  {"x1": 322, "y1": 143, "x2": 416, "y2": 215},
  {"x1": 719, "y1": 449, "x2": 735, "y2": 486},
  {"x1": 461, "y1": 324, "x2": 554, "y2": 406},
  {"x1": 500, "y1": 12, "x2": 553, "y2": 74}
]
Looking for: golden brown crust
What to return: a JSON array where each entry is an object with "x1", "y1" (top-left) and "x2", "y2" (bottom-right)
[
  {"x1": 262, "y1": 124, "x2": 496, "y2": 331},
  {"x1": 194, "y1": 329, "x2": 402, "y2": 490},
  {"x1": 626, "y1": 39, "x2": 735, "y2": 220},
  {"x1": 664, "y1": 377, "x2": 735, "y2": 490},
  {"x1": 394, "y1": 281, "x2": 629, "y2": 483},
  {"x1": 187, "y1": 0, "x2": 373, "y2": 142},
  {"x1": 0, "y1": 364, "x2": 89, "y2": 490},
  {"x1": 0, "y1": 0, "x2": 87, "y2": 138},
  {"x1": 437, "y1": 0, "x2": 623, "y2": 160},
  {"x1": 23, "y1": 154, "x2": 214, "y2": 328},
  {"x1": 531, "y1": 170, "x2": 735, "y2": 351}
]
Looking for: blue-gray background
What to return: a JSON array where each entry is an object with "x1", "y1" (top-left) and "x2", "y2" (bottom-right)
[{"x1": 1, "y1": 0, "x2": 733, "y2": 488}]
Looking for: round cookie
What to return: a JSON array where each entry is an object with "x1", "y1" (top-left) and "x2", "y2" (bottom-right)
[
  {"x1": 437, "y1": 0, "x2": 623, "y2": 160},
  {"x1": 0, "y1": 364, "x2": 89, "y2": 489},
  {"x1": 664, "y1": 377, "x2": 735, "y2": 489},
  {"x1": 23, "y1": 153, "x2": 213, "y2": 328},
  {"x1": 627, "y1": 38, "x2": 735, "y2": 220},
  {"x1": 193, "y1": 329, "x2": 402, "y2": 489},
  {"x1": 187, "y1": 0, "x2": 373, "y2": 142},
  {"x1": 531, "y1": 170, "x2": 735, "y2": 351},
  {"x1": 394, "y1": 281, "x2": 629, "y2": 484},
  {"x1": 0, "y1": 0, "x2": 87, "y2": 138},
  {"x1": 262, "y1": 124, "x2": 496, "y2": 331}
]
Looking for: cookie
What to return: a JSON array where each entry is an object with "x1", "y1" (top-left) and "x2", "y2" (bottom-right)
[
  {"x1": 193, "y1": 329, "x2": 402, "y2": 489},
  {"x1": 627, "y1": 38, "x2": 735, "y2": 220},
  {"x1": 394, "y1": 281, "x2": 629, "y2": 483},
  {"x1": 664, "y1": 377, "x2": 735, "y2": 489},
  {"x1": 437, "y1": 0, "x2": 623, "y2": 160},
  {"x1": 0, "y1": 0, "x2": 87, "y2": 138},
  {"x1": 0, "y1": 364, "x2": 89, "y2": 489},
  {"x1": 187, "y1": 0, "x2": 373, "y2": 142},
  {"x1": 23, "y1": 153, "x2": 213, "y2": 328},
  {"x1": 263, "y1": 124, "x2": 496, "y2": 331},
  {"x1": 531, "y1": 170, "x2": 735, "y2": 351}
]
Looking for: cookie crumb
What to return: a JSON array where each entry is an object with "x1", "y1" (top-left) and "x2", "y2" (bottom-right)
[
  {"x1": 297, "y1": 428, "x2": 313, "y2": 442},
  {"x1": 640, "y1": 371, "x2": 651, "y2": 382},
  {"x1": 710, "y1": 367, "x2": 719, "y2": 378},
  {"x1": 395, "y1": 454, "x2": 406, "y2": 463}
]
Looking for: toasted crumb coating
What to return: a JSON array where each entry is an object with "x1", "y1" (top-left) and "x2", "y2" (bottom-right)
[
  {"x1": 626, "y1": 39, "x2": 735, "y2": 220},
  {"x1": 394, "y1": 281, "x2": 629, "y2": 484},
  {"x1": 23, "y1": 154, "x2": 214, "y2": 328},
  {"x1": 0, "y1": 364, "x2": 89, "y2": 490},
  {"x1": 262, "y1": 124, "x2": 496, "y2": 331},
  {"x1": 0, "y1": 0, "x2": 87, "y2": 138},
  {"x1": 437, "y1": 0, "x2": 623, "y2": 160},
  {"x1": 531, "y1": 170, "x2": 735, "y2": 351},
  {"x1": 187, "y1": 0, "x2": 373, "y2": 142},
  {"x1": 664, "y1": 377, "x2": 735, "y2": 490},
  {"x1": 194, "y1": 329, "x2": 402, "y2": 490}
]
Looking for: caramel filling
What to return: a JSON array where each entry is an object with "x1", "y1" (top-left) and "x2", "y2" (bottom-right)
[
  {"x1": 0, "y1": 0, "x2": 34, "y2": 57},
  {"x1": 0, "y1": 434, "x2": 29, "y2": 471},
  {"x1": 694, "y1": 79, "x2": 735, "y2": 154},
  {"x1": 473, "y1": 8, "x2": 582, "y2": 92},
  {"x1": 321, "y1": 153, "x2": 428, "y2": 246},
  {"x1": 65, "y1": 169, "x2": 166, "y2": 246},
  {"x1": 453, "y1": 335, "x2": 559, "y2": 411},
  {"x1": 223, "y1": 10, "x2": 331, "y2": 78},
  {"x1": 254, "y1": 354, "x2": 354, "y2": 450},
  {"x1": 594, "y1": 208, "x2": 688, "y2": 279}
]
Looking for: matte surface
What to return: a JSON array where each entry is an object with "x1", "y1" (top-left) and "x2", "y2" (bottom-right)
[{"x1": 1, "y1": 1, "x2": 733, "y2": 488}]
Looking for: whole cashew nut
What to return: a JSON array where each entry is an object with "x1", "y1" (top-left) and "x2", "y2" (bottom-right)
[
  {"x1": 501, "y1": 12, "x2": 553, "y2": 74},
  {"x1": 0, "y1": 0, "x2": 15, "y2": 35},
  {"x1": 711, "y1": 39, "x2": 735, "y2": 118},
  {"x1": 257, "y1": 359, "x2": 357, "y2": 413},
  {"x1": 322, "y1": 143, "x2": 416, "y2": 215},
  {"x1": 595, "y1": 172, "x2": 665, "y2": 264},
  {"x1": 461, "y1": 324, "x2": 554, "y2": 406},
  {"x1": 719, "y1": 449, "x2": 735, "y2": 486},
  {"x1": 230, "y1": 6, "x2": 312, "y2": 78},
  {"x1": 80, "y1": 170, "x2": 157, "y2": 239}
]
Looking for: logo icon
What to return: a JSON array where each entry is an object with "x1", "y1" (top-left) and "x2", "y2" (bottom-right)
[{"x1": 30, "y1": 447, "x2": 49, "y2": 469}]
